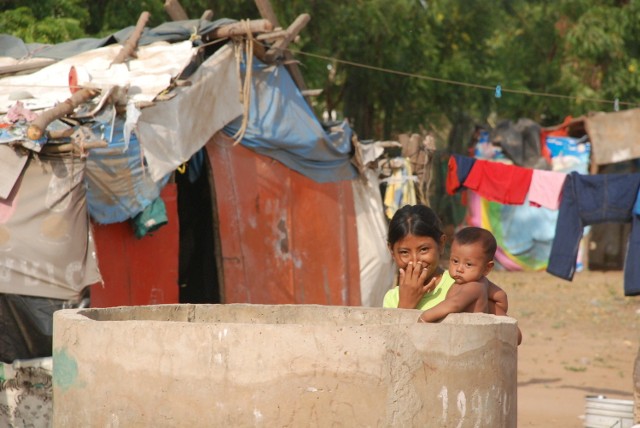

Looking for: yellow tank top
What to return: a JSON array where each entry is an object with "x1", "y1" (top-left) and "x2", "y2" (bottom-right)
[{"x1": 382, "y1": 271, "x2": 455, "y2": 310}]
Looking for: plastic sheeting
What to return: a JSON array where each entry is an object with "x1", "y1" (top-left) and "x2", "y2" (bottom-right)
[
  {"x1": 0, "y1": 40, "x2": 197, "y2": 114},
  {"x1": 352, "y1": 169, "x2": 396, "y2": 307},
  {"x1": 223, "y1": 59, "x2": 356, "y2": 183},
  {"x1": 0, "y1": 19, "x2": 235, "y2": 61},
  {"x1": 85, "y1": 112, "x2": 170, "y2": 223},
  {"x1": 0, "y1": 154, "x2": 101, "y2": 300},
  {"x1": 136, "y1": 43, "x2": 243, "y2": 183}
]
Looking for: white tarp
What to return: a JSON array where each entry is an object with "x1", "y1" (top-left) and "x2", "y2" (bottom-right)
[
  {"x1": 0, "y1": 40, "x2": 197, "y2": 113},
  {"x1": 0, "y1": 154, "x2": 101, "y2": 300},
  {"x1": 136, "y1": 43, "x2": 243, "y2": 182},
  {"x1": 352, "y1": 168, "x2": 396, "y2": 307}
]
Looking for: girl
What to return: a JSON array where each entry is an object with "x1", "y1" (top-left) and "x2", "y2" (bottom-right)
[{"x1": 382, "y1": 204, "x2": 521, "y2": 344}]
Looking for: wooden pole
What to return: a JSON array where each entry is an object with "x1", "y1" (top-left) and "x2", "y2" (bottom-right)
[
  {"x1": 208, "y1": 19, "x2": 273, "y2": 39},
  {"x1": 254, "y1": 0, "x2": 311, "y2": 105},
  {"x1": 201, "y1": 9, "x2": 213, "y2": 21},
  {"x1": 164, "y1": 0, "x2": 188, "y2": 21},
  {"x1": 27, "y1": 88, "x2": 100, "y2": 140},
  {"x1": 111, "y1": 11, "x2": 150, "y2": 65},
  {"x1": 264, "y1": 14, "x2": 310, "y2": 63}
]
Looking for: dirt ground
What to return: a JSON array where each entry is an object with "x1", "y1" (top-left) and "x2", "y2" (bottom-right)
[{"x1": 489, "y1": 269, "x2": 639, "y2": 427}]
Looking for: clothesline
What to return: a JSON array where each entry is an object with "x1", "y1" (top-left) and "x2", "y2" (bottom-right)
[{"x1": 446, "y1": 153, "x2": 640, "y2": 297}]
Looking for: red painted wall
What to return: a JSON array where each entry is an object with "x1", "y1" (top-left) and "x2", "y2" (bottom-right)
[
  {"x1": 90, "y1": 183, "x2": 180, "y2": 307},
  {"x1": 207, "y1": 133, "x2": 361, "y2": 305}
]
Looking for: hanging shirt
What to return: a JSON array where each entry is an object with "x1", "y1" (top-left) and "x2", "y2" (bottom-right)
[{"x1": 463, "y1": 159, "x2": 533, "y2": 205}]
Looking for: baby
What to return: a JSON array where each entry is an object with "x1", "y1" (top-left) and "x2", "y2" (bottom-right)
[{"x1": 418, "y1": 226, "x2": 500, "y2": 322}]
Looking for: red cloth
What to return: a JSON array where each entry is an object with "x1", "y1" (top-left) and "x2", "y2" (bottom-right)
[
  {"x1": 446, "y1": 155, "x2": 460, "y2": 195},
  {"x1": 540, "y1": 115, "x2": 574, "y2": 164},
  {"x1": 463, "y1": 160, "x2": 533, "y2": 205}
]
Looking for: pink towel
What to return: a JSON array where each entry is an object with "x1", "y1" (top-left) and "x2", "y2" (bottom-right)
[{"x1": 529, "y1": 169, "x2": 567, "y2": 210}]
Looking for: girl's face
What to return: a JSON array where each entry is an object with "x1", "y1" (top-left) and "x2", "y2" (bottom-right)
[{"x1": 389, "y1": 233, "x2": 445, "y2": 281}]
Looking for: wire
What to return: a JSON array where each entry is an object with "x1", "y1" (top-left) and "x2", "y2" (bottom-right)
[
  {"x1": 1, "y1": 37, "x2": 637, "y2": 108},
  {"x1": 288, "y1": 48, "x2": 637, "y2": 108}
]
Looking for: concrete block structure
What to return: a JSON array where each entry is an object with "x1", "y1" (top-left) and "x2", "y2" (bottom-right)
[{"x1": 52, "y1": 304, "x2": 518, "y2": 427}]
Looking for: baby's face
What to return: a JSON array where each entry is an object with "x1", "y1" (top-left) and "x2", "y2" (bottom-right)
[{"x1": 448, "y1": 241, "x2": 490, "y2": 285}]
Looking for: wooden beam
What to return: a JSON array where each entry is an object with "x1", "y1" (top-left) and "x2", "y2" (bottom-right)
[
  {"x1": 0, "y1": 59, "x2": 56, "y2": 76},
  {"x1": 111, "y1": 11, "x2": 150, "y2": 65},
  {"x1": 207, "y1": 19, "x2": 273, "y2": 39},
  {"x1": 27, "y1": 88, "x2": 100, "y2": 140},
  {"x1": 164, "y1": 0, "x2": 189, "y2": 21},
  {"x1": 201, "y1": 9, "x2": 213, "y2": 21},
  {"x1": 264, "y1": 14, "x2": 310, "y2": 63},
  {"x1": 254, "y1": 0, "x2": 280, "y2": 29},
  {"x1": 253, "y1": 0, "x2": 310, "y2": 104}
]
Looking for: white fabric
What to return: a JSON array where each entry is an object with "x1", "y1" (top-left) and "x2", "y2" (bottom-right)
[
  {"x1": 0, "y1": 155, "x2": 101, "y2": 300},
  {"x1": 352, "y1": 169, "x2": 395, "y2": 307},
  {"x1": 0, "y1": 40, "x2": 197, "y2": 113},
  {"x1": 136, "y1": 43, "x2": 243, "y2": 182}
]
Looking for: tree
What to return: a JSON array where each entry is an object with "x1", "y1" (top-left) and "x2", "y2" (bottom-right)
[{"x1": 1, "y1": 0, "x2": 638, "y2": 141}]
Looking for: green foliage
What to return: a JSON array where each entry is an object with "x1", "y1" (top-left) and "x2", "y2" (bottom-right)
[
  {"x1": 1, "y1": 0, "x2": 639, "y2": 140},
  {"x1": 0, "y1": 6, "x2": 85, "y2": 43}
]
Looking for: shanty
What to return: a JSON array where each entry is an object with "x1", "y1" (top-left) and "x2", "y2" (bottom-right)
[{"x1": 0, "y1": 1, "x2": 639, "y2": 427}]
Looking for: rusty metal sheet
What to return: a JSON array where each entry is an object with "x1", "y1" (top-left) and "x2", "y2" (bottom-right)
[
  {"x1": 90, "y1": 184, "x2": 180, "y2": 307},
  {"x1": 207, "y1": 132, "x2": 360, "y2": 305},
  {"x1": 585, "y1": 108, "x2": 640, "y2": 165}
]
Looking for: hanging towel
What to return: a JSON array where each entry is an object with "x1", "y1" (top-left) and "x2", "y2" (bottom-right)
[
  {"x1": 463, "y1": 159, "x2": 533, "y2": 205},
  {"x1": 528, "y1": 169, "x2": 567, "y2": 210},
  {"x1": 132, "y1": 197, "x2": 168, "y2": 239}
]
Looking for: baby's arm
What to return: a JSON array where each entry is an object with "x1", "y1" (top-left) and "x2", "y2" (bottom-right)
[
  {"x1": 418, "y1": 281, "x2": 485, "y2": 323},
  {"x1": 487, "y1": 280, "x2": 508, "y2": 315},
  {"x1": 486, "y1": 279, "x2": 523, "y2": 345}
]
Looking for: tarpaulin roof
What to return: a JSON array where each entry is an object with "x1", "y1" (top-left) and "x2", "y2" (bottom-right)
[{"x1": 223, "y1": 58, "x2": 357, "y2": 183}]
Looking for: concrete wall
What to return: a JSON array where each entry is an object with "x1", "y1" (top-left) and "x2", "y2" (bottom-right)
[{"x1": 52, "y1": 304, "x2": 518, "y2": 427}]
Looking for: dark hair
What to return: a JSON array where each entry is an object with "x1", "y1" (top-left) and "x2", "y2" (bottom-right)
[
  {"x1": 453, "y1": 227, "x2": 497, "y2": 261},
  {"x1": 387, "y1": 204, "x2": 444, "y2": 246}
]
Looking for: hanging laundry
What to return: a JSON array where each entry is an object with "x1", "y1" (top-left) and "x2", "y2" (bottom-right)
[
  {"x1": 528, "y1": 169, "x2": 567, "y2": 210},
  {"x1": 383, "y1": 157, "x2": 417, "y2": 219},
  {"x1": 446, "y1": 154, "x2": 476, "y2": 195},
  {"x1": 547, "y1": 171, "x2": 640, "y2": 296},
  {"x1": 463, "y1": 159, "x2": 533, "y2": 205}
]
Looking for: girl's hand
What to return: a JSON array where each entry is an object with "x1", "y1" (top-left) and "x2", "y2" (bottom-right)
[{"x1": 397, "y1": 261, "x2": 437, "y2": 309}]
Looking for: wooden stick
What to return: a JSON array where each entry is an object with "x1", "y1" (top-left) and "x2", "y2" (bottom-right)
[
  {"x1": 254, "y1": 0, "x2": 310, "y2": 103},
  {"x1": 111, "y1": 11, "x2": 150, "y2": 65},
  {"x1": 264, "y1": 14, "x2": 310, "y2": 63},
  {"x1": 164, "y1": 0, "x2": 188, "y2": 21},
  {"x1": 41, "y1": 140, "x2": 108, "y2": 154},
  {"x1": 27, "y1": 88, "x2": 99, "y2": 140},
  {"x1": 47, "y1": 128, "x2": 75, "y2": 139},
  {"x1": 201, "y1": 9, "x2": 213, "y2": 21},
  {"x1": 205, "y1": 19, "x2": 273, "y2": 40},
  {"x1": 256, "y1": 29, "x2": 288, "y2": 41},
  {"x1": 0, "y1": 58, "x2": 56, "y2": 76}
]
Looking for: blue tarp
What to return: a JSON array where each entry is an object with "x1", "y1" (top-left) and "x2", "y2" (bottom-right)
[
  {"x1": 85, "y1": 112, "x2": 170, "y2": 224},
  {"x1": 223, "y1": 59, "x2": 357, "y2": 183},
  {"x1": 0, "y1": 19, "x2": 236, "y2": 60}
]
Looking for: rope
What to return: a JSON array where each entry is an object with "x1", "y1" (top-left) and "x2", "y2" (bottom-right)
[{"x1": 231, "y1": 20, "x2": 254, "y2": 146}]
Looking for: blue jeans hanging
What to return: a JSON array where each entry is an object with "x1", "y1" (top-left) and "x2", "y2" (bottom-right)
[{"x1": 547, "y1": 171, "x2": 640, "y2": 296}]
